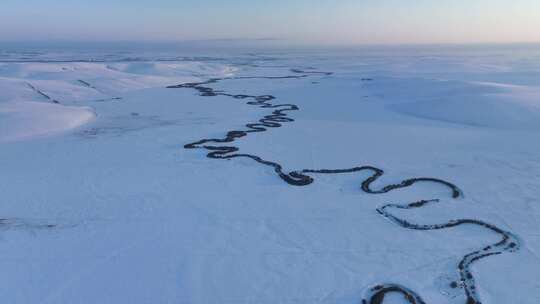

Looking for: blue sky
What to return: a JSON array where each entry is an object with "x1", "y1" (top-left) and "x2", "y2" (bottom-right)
[{"x1": 1, "y1": 0, "x2": 539, "y2": 44}]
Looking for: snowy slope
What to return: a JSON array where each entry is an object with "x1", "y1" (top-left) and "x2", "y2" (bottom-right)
[
  {"x1": 0, "y1": 61, "x2": 236, "y2": 142},
  {"x1": 1, "y1": 46, "x2": 539, "y2": 304}
]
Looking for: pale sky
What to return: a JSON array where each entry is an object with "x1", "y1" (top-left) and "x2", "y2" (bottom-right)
[{"x1": 1, "y1": 0, "x2": 539, "y2": 45}]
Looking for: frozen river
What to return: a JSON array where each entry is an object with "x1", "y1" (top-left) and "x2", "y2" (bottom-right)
[{"x1": 1, "y1": 44, "x2": 539, "y2": 304}]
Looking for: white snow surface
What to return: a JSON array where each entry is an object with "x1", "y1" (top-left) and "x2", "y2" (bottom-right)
[
  {"x1": 0, "y1": 101, "x2": 95, "y2": 143},
  {"x1": 0, "y1": 61, "x2": 236, "y2": 142},
  {"x1": 1, "y1": 45, "x2": 539, "y2": 304}
]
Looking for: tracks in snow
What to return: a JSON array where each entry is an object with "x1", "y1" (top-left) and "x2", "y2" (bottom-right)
[{"x1": 169, "y1": 69, "x2": 520, "y2": 304}]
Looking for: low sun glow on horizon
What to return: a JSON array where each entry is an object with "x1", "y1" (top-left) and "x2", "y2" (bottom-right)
[{"x1": 1, "y1": 0, "x2": 539, "y2": 45}]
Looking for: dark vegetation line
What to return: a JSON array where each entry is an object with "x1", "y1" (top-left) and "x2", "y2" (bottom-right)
[
  {"x1": 77, "y1": 79, "x2": 96, "y2": 89},
  {"x1": 169, "y1": 69, "x2": 520, "y2": 304},
  {"x1": 26, "y1": 82, "x2": 60, "y2": 104},
  {"x1": 0, "y1": 218, "x2": 56, "y2": 230},
  {"x1": 77, "y1": 79, "x2": 122, "y2": 102}
]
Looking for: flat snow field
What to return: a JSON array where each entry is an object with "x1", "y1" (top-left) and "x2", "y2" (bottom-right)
[{"x1": 1, "y1": 46, "x2": 540, "y2": 304}]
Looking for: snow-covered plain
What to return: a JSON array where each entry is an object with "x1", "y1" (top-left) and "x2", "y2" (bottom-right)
[{"x1": 1, "y1": 45, "x2": 540, "y2": 304}]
